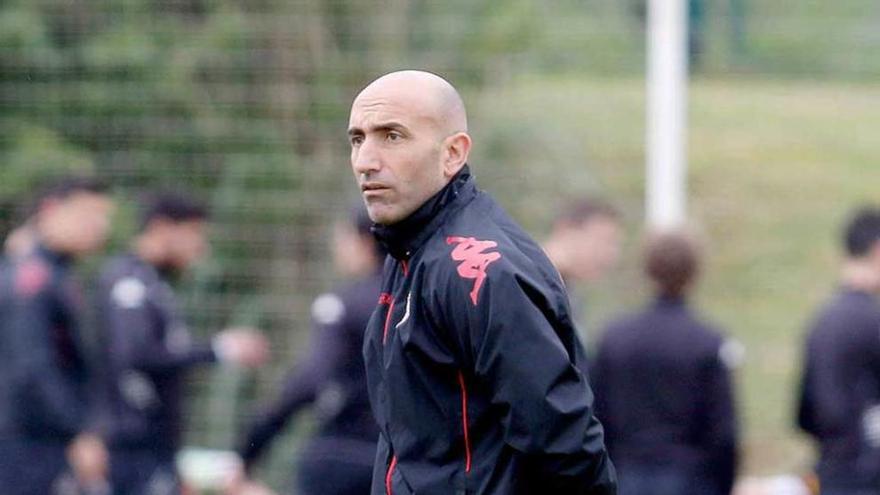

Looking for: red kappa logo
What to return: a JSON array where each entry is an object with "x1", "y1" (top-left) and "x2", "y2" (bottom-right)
[{"x1": 446, "y1": 236, "x2": 502, "y2": 305}]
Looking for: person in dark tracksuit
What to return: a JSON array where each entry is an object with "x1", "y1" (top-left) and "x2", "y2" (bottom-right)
[
  {"x1": 348, "y1": 71, "x2": 616, "y2": 495},
  {"x1": 797, "y1": 207, "x2": 880, "y2": 495},
  {"x1": 96, "y1": 193, "x2": 268, "y2": 495},
  {"x1": 593, "y1": 230, "x2": 739, "y2": 495},
  {"x1": 0, "y1": 177, "x2": 114, "y2": 495},
  {"x1": 234, "y1": 207, "x2": 382, "y2": 495}
]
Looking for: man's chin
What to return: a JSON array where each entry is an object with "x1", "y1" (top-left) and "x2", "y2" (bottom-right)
[{"x1": 366, "y1": 205, "x2": 402, "y2": 226}]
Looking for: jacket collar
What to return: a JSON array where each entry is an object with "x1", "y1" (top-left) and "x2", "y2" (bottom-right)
[
  {"x1": 128, "y1": 251, "x2": 180, "y2": 283},
  {"x1": 35, "y1": 243, "x2": 73, "y2": 268},
  {"x1": 372, "y1": 165, "x2": 477, "y2": 260},
  {"x1": 653, "y1": 294, "x2": 687, "y2": 309},
  {"x1": 837, "y1": 285, "x2": 875, "y2": 300}
]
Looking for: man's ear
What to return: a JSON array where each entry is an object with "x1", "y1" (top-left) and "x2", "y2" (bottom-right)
[
  {"x1": 869, "y1": 241, "x2": 880, "y2": 266},
  {"x1": 442, "y1": 132, "x2": 472, "y2": 179}
]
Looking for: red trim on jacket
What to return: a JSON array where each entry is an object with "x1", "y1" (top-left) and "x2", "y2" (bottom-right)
[
  {"x1": 458, "y1": 371, "x2": 472, "y2": 473},
  {"x1": 386, "y1": 455, "x2": 398, "y2": 495}
]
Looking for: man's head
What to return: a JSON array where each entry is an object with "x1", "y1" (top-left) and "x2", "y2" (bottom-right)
[
  {"x1": 348, "y1": 70, "x2": 472, "y2": 225},
  {"x1": 643, "y1": 229, "x2": 700, "y2": 299},
  {"x1": 843, "y1": 207, "x2": 880, "y2": 262},
  {"x1": 333, "y1": 205, "x2": 385, "y2": 278},
  {"x1": 137, "y1": 192, "x2": 209, "y2": 272},
  {"x1": 34, "y1": 177, "x2": 114, "y2": 257},
  {"x1": 547, "y1": 199, "x2": 621, "y2": 282}
]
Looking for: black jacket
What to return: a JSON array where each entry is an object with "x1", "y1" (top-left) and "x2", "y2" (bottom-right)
[
  {"x1": 364, "y1": 167, "x2": 616, "y2": 495},
  {"x1": 96, "y1": 253, "x2": 216, "y2": 453},
  {"x1": 237, "y1": 271, "x2": 381, "y2": 471},
  {"x1": 593, "y1": 297, "x2": 739, "y2": 494},
  {"x1": 4, "y1": 246, "x2": 91, "y2": 442},
  {"x1": 797, "y1": 288, "x2": 880, "y2": 488}
]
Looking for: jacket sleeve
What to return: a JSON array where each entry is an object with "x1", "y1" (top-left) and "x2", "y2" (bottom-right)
[
  {"x1": 796, "y1": 343, "x2": 819, "y2": 435},
  {"x1": 104, "y1": 279, "x2": 215, "y2": 376},
  {"x1": 439, "y1": 260, "x2": 617, "y2": 494},
  {"x1": 237, "y1": 292, "x2": 346, "y2": 470},
  {"x1": 9, "y1": 279, "x2": 85, "y2": 439},
  {"x1": 700, "y1": 341, "x2": 739, "y2": 495}
]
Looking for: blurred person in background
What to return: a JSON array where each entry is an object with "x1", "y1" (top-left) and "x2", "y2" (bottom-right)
[
  {"x1": 95, "y1": 192, "x2": 269, "y2": 495},
  {"x1": 797, "y1": 207, "x2": 880, "y2": 495},
  {"x1": 0, "y1": 177, "x2": 115, "y2": 495},
  {"x1": 543, "y1": 198, "x2": 622, "y2": 345},
  {"x1": 230, "y1": 206, "x2": 383, "y2": 495},
  {"x1": 350, "y1": 70, "x2": 615, "y2": 494},
  {"x1": 0, "y1": 220, "x2": 34, "y2": 488},
  {"x1": 593, "y1": 229, "x2": 739, "y2": 495}
]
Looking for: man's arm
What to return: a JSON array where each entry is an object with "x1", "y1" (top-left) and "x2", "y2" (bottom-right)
[
  {"x1": 9, "y1": 276, "x2": 86, "y2": 439},
  {"x1": 701, "y1": 342, "x2": 739, "y2": 495},
  {"x1": 442, "y1": 261, "x2": 616, "y2": 493},
  {"x1": 237, "y1": 292, "x2": 347, "y2": 470},
  {"x1": 796, "y1": 337, "x2": 821, "y2": 437},
  {"x1": 104, "y1": 279, "x2": 215, "y2": 376}
]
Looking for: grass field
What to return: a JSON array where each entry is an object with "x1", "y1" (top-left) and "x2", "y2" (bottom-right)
[{"x1": 472, "y1": 75, "x2": 880, "y2": 475}]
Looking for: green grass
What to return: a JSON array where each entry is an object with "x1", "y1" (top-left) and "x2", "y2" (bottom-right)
[{"x1": 473, "y1": 75, "x2": 880, "y2": 475}]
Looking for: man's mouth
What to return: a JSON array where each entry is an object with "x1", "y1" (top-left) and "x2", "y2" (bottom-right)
[{"x1": 361, "y1": 182, "x2": 390, "y2": 193}]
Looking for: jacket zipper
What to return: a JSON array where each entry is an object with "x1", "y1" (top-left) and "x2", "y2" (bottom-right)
[
  {"x1": 383, "y1": 260, "x2": 409, "y2": 345},
  {"x1": 381, "y1": 299, "x2": 396, "y2": 345},
  {"x1": 458, "y1": 371, "x2": 472, "y2": 473},
  {"x1": 385, "y1": 454, "x2": 398, "y2": 495},
  {"x1": 384, "y1": 259, "x2": 409, "y2": 495}
]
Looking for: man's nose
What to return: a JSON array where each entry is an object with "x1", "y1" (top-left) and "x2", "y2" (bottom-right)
[{"x1": 353, "y1": 138, "x2": 381, "y2": 175}]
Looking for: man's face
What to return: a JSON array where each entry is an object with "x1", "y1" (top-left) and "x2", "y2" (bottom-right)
[
  {"x1": 41, "y1": 192, "x2": 114, "y2": 256},
  {"x1": 348, "y1": 93, "x2": 448, "y2": 225},
  {"x1": 567, "y1": 216, "x2": 622, "y2": 282},
  {"x1": 165, "y1": 220, "x2": 209, "y2": 271},
  {"x1": 332, "y1": 222, "x2": 379, "y2": 277}
]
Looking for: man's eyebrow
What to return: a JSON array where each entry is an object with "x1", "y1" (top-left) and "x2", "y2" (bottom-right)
[
  {"x1": 348, "y1": 122, "x2": 408, "y2": 136},
  {"x1": 375, "y1": 121, "x2": 407, "y2": 132}
]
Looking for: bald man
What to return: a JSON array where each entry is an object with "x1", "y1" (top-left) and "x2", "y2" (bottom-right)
[{"x1": 350, "y1": 70, "x2": 617, "y2": 495}]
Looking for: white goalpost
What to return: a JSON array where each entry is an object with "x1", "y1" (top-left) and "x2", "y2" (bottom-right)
[{"x1": 646, "y1": 0, "x2": 688, "y2": 228}]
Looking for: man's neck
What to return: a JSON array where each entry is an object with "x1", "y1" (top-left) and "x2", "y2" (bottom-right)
[
  {"x1": 373, "y1": 167, "x2": 473, "y2": 260},
  {"x1": 134, "y1": 236, "x2": 165, "y2": 268},
  {"x1": 841, "y1": 259, "x2": 880, "y2": 293}
]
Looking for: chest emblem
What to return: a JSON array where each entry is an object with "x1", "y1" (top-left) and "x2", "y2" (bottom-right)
[{"x1": 446, "y1": 236, "x2": 502, "y2": 305}]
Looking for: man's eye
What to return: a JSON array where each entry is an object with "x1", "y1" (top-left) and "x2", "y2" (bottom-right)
[
  {"x1": 387, "y1": 132, "x2": 403, "y2": 142},
  {"x1": 350, "y1": 135, "x2": 364, "y2": 146}
]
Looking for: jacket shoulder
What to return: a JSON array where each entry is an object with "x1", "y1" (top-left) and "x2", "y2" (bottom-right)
[
  {"x1": 681, "y1": 309, "x2": 741, "y2": 368},
  {"x1": 99, "y1": 256, "x2": 154, "y2": 310},
  {"x1": 421, "y1": 193, "x2": 565, "y2": 305},
  {"x1": 601, "y1": 305, "x2": 730, "y2": 357}
]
